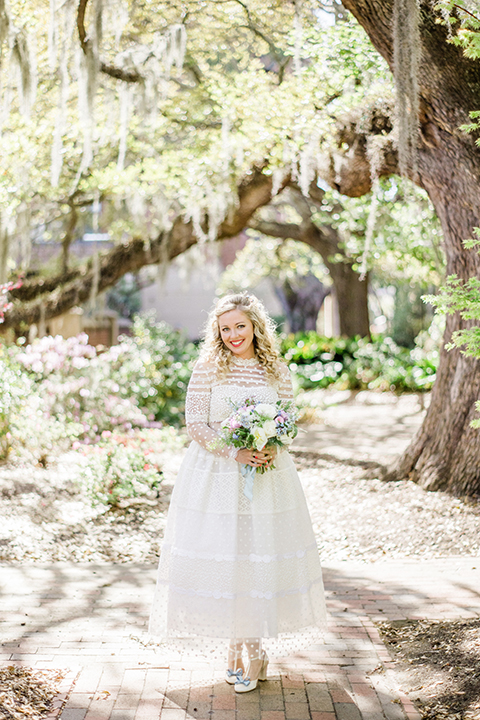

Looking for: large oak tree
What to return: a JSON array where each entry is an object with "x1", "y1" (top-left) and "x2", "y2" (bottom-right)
[
  {"x1": 335, "y1": 0, "x2": 480, "y2": 495},
  {"x1": 1, "y1": 0, "x2": 385, "y2": 337}
]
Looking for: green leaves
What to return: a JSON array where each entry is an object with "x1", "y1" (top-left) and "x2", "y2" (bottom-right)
[{"x1": 425, "y1": 232, "x2": 480, "y2": 359}]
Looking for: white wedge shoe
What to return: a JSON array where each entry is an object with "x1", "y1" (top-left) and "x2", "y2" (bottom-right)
[
  {"x1": 234, "y1": 651, "x2": 268, "y2": 693},
  {"x1": 226, "y1": 645, "x2": 245, "y2": 685}
]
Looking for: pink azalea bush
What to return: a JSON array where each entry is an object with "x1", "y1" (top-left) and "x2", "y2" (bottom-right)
[
  {"x1": 15, "y1": 333, "x2": 147, "y2": 442},
  {"x1": 2, "y1": 316, "x2": 193, "y2": 500}
]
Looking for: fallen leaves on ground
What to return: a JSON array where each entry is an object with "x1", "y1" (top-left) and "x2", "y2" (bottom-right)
[
  {"x1": 379, "y1": 618, "x2": 480, "y2": 719},
  {"x1": 0, "y1": 666, "x2": 66, "y2": 719}
]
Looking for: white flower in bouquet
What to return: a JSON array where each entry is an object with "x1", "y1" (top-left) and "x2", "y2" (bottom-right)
[
  {"x1": 255, "y1": 403, "x2": 277, "y2": 419},
  {"x1": 262, "y1": 420, "x2": 277, "y2": 438},
  {"x1": 253, "y1": 427, "x2": 268, "y2": 450},
  {"x1": 280, "y1": 434, "x2": 294, "y2": 446}
]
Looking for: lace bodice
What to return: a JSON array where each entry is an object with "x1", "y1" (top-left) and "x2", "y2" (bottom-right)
[{"x1": 185, "y1": 356, "x2": 295, "y2": 459}]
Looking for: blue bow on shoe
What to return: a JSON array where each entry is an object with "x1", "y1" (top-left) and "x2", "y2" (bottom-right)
[
  {"x1": 227, "y1": 668, "x2": 243, "y2": 680},
  {"x1": 235, "y1": 676, "x2": 251, "y2": 687}
]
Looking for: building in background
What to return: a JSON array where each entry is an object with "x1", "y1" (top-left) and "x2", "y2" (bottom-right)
[{"x1": 140, "y1": 237, "x2": 284, "y2": 340}]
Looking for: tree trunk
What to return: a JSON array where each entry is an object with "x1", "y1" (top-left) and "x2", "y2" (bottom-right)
[
  {"x1": 275, "y1": 275, "x2": 330, "y2": 332},
  {"x1": 341, "y1": 0, "x2": 480, "y2": 494},
  {"x1": 330, "y1": 263, "x2": 369, "y2": 338},
  {"x1": 251, "y1": 212, "x2": 371, "y2": 337}
]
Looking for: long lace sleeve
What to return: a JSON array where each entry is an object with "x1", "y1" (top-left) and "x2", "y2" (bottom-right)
[
  {"x1": 185, "y1": 360, "x2": 238, "y2": 460},
  {"x1": 277, "y1": 361, "x2": 296, "y2": 406}
]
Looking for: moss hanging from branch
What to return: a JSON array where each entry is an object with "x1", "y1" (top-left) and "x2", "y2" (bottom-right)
[
  {"x1": 11, "y1": 29, "x2": 37, "y2": 115},
  {"x1": 0, "y1": 0, "x2": 9, "y2": 49},
  {"x1": 393, "y1": 0, "x2": 421, "y2": 179}
]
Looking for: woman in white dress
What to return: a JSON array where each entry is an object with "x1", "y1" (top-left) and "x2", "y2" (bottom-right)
[{"x1": 149, "y1": 293, "x2": 326, "y2": 693}]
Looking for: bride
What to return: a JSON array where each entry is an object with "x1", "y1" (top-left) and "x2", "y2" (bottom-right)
[{"x1": 149, "y1": 292, "x2": 326, "y2": 692}]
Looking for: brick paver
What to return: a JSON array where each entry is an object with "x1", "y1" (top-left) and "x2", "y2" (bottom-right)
[{"x1": 2, "y1": 557, "x2": 480, "y2": 718}]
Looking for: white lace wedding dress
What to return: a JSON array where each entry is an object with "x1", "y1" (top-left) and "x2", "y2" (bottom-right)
[{"x1": 149, "y1": 355, "x2": 326, "y2": 655}]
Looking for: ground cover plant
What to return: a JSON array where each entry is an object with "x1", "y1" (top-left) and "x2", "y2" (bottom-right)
[{"x1": 79, "y1": 427, "x2": 183, "y2": 507}]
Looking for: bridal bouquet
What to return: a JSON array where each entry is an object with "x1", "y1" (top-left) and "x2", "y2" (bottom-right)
[{"x1": 218, "y1": 398, "x2": 298, "y2": 499}]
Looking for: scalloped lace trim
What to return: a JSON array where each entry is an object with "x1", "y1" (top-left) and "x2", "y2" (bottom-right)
[
  {"x1": 230, "y1": 355, "x2": 260, "y2": 366},
  {"x1": 166, "y1": 541, "x2": 318, "y2": 563}
]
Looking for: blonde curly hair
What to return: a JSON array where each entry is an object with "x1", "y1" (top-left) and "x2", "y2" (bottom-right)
[{"x1": 200, "y1": 292, "x2": 283, "y2": 384}]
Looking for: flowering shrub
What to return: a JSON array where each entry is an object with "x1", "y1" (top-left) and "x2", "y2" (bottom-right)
[
  {"x1": 0, "y1": 279, "x2": 22, "y2": 324},
  {"x1": 14, "y1": 315, "x2": 197, "y2": 444},
  {"x1": 15, "y1": 333, "x2": 147, "y2": 442},
  {"x1": 78, "y1": 428, "x2": 183, "y2": 506}
]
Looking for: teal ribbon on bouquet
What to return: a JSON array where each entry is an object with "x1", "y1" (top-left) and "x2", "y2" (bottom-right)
[{"x1": 240, "y1": 463, "x2": 256, "y2": 501}]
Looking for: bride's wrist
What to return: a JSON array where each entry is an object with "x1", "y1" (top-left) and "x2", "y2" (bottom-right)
[{"x1": 228, "y1": 446, "x2": 240, "y2": 461}]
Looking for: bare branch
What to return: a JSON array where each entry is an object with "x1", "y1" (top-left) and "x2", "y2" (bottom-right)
[
  {"x1": 249, "y1": 219, "x2": 302, "y2": 240},
  {"x1": 452, "y1": 3, "x2": 480, "y2": 22},
  {"x1": 231, "y1": 0, "x2": 290, "y2": 80},
  {"x1": 77, "y1": 0, "x2": 142, "y2": 83}
]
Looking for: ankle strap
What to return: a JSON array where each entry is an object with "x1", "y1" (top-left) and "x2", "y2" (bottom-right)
[
  {"x1": 247, "y1": 652, "x2": 267, "y2": 661},
  {"x1": 228, "y1": 646, "x2": 243, "y2": 656}
]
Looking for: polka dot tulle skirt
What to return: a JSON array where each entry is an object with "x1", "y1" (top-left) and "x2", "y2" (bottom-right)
[{"x1": 149, "y1": 440, "x2": 327, "y2": 657}]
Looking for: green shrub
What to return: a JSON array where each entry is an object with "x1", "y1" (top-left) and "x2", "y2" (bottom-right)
[
  {"x1": 0, "y1": 348, "x2": 31, "y2": 459},
  {"x1": 104, "y1": 313, "x2": 197, "y2": 425},
  {"x1": 280, "y1": 332, "x2": 438, "y2": 392}
]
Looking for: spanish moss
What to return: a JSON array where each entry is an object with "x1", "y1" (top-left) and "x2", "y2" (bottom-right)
[{"x1": 393, "y1": 0, "x2": 421, "y2": 180}]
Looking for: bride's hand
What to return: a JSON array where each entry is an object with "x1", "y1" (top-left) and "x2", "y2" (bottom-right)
[
  {"x1": 265, "y1": 445, "x2": 277, "y2": 468},
  {"x1": 235, "y1": 448, "x2": 276, "y2": 467}
]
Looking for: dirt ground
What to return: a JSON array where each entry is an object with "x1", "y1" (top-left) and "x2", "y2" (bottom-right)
[{"x1": 379, "y1": 619, "x2": 480, "y2": 720}]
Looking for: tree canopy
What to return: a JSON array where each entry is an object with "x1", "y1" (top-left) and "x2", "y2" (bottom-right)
[{"x1": 1, "y1": 0, "x2": 395, "y2": 328}]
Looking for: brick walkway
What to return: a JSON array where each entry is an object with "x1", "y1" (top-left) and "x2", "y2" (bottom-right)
[{"x1": 2, "y1": 557, "x2": 480, "y2": 720}]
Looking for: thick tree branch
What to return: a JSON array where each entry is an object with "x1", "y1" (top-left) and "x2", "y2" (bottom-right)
[
  {"x1": 249, "y1": 215, "x2": 343, "y2": 270},
  {"x1": 248, "y1": 219, "x2": 302, "y2": 241},
  {"x1": 249, "y1": 206, "x2": 370, "y2": 336},
  {"x1": 250, "y1": 186, "x2": 345, "y2": 259},
  {"x1": 4, "y1": 169, "x2": 287, "y2": 329},
  {"x1": 318, "y1": 100, "x2": 398, "y2": 197}
]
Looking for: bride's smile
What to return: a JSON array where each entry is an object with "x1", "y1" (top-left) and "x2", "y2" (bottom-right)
[{"x1": 218, "y1": 309, "x2": 255, "y2": 360}]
